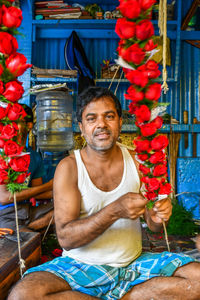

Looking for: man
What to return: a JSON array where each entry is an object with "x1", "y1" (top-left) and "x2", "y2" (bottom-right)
[
  {"x1": 8, "y1": 87, "x2": 200, "y2": 300},
  {"x1": 0, "y1": 104, "x2": 53, "y2": 231}
]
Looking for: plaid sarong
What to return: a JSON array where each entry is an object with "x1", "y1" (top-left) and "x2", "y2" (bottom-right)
[{"x1": 24, "y1": 251, "x2": 195, "y2": 299}]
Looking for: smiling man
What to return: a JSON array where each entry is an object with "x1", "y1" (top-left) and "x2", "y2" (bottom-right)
[{"x1": 8, "y1": 87, "x2": 200, "y2": 300}]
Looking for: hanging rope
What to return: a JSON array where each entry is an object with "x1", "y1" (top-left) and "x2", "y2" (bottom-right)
[
  {"x1": 108, "y1": 65, "x2": 121, "y2": 90},
  {"x1": 114, "y1": 70, "x2": 123, "y2": 95},
  {"x1": 158, "y1": 0, "x2": 169, "y2": 94},
  {"x1": 13, "y1": 193, "x2": 26, "y2": 277}
]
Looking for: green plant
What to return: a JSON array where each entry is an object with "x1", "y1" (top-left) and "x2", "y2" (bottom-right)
[{"x1": 167, "y1": 200, "x2": 200, "y2": 236}]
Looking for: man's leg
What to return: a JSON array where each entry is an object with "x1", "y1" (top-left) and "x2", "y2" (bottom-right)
[
  {"x1": 122, "y1": 262, "x2": 200, "y2": 300},
  {"x1": 8, "y1": 271, "x2": 100, "y2": 300}
]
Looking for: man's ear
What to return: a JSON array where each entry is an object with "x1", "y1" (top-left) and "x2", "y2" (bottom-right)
[
  {"x1": 119, "y1": 117, "x2": 123, "y2": 131},
  {"x1": 78, "y1": 122, "x2": 83, "y2": 136}
]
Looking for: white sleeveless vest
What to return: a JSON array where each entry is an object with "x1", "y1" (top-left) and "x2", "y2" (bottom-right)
[{"x1": 62, "y1": 146, "x2": 142, "y2": 267}]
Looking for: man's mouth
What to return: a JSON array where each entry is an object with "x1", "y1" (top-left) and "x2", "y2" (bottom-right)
[{"x1": 94, "y1": 131, "x2": 110, "y2": 139}]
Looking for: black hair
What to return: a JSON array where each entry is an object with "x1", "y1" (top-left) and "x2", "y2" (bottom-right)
[
  {"x1": 21, "y1": 104, "x2": 33, "y2": 123},
  {"x1": 76, "y1": 86, "x2": 122, "y2": 123}
]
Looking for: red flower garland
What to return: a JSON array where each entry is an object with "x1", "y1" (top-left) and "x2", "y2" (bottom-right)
[
  {"x1": 115, "y1": 0, "x2": 172, "y2": 207},
  {"x1": 0, "y1": 0, "x2": 32, "y2": 194}
]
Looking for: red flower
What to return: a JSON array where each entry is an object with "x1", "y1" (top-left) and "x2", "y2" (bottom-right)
[
  {"x1": 3, "y1": 80, "x2": 24, "y2": 103},
  {"x1": 136, "y1": 20, "x2": 154, "y2": 41},
  {"x1": 151, "y1": 135, "x2": 169, "y2": 151},
  {"x1": 41, "y1": 255, "x2": 49, "y2": 264},
  {"x1": 153, "y1": 164, "x2": 167, "y2": 177},
  {"x1": 145, "y1": 191, "x2": 157, "y2": 201},
  {"x1": 119, "y1": 43, "x2": 145, "y2": 65},
  {"x1": 1, "y1": 123, "x2": 18, "y2": 139},
  {"x1": 0, "y1": 122, "x2": 3, "y2": 133},
  {"x1": 145, "y1": 83, "x2": 162, "y2": 101},
  {"x1": 0, "y1": 169, "x2": 8, "y2": 184},
  {"x1": 151, "y1": 116, "x2": 163, "y2": 129},
  {"x1": 134, "y1": 137, "x2": 151, "y2": 152},
  {"x1": 145, "y1": 60, "x2": 161, "y2": 79},
  {"x1": 139, "y1": 122, "x2": 157, "y2": 136},
  {"x1": 139, "y1": 164, "x2": 150, "y2": 175},
  {"x1": 0, "y1": 138, "x2": 5, "y2": 148},
  {"x1": 6, "y1": 53, "x2": 32, "y2": 78},
  {"x1": 138, "y1": 153, "x2": 149, "y2": 161},
  {"x1": 0, "y1": 32, "x2": 18, "y2": 56},
  {"x1": 149, "y1": 151, "x2": 166, "y2": 164},
  {"x1": 144, "y1": 39, "x2": 158, "y2": 51},
  {"x1": 2, "y1": 5, "x2": 23, "y2": 28},
  {"x1": 0, "y1": 106, "x2": 7, "y2": 120},
  {"x1": 139, "y1": 0, "x2": 156, "y2": 11},
  {"x1": 125, "y1": 85, "x2": 144, "y2": 102},
  {"x1": 7, "y1": 103, "x2": 27, "y2": 121},
  {"x1": 0, "y1": 157, "x2": 8, "y2": 170},
  {"x1": 128, "y1": 101, "x2": 137, "y2": 114},
  {"x1": 118, "y1": 0, "x2": 141, "y2": 19},
  {"x1": 0, "y1": 80, "x2": 4, "y2": 94},
  {"x1": 159, "y1": 183, "x2": 172, "y2": 195},
  {"x1": 115, "y1": 18, "x2": 136, "y2": 39},
  {"x1": 15, "y1": 172, "x2": 29, "y2": 184},
  {"x1": 146, "y1": 177, "x2": 160, "y2": 191},
  {"x1": 125, "y1": 69, "x2": 148, "y2": 87},
  {"x1": 134, "y1": 105, "x2": 151, "y2": 123},
  {"x1": 52, "y1": 248, "x2": 63, "y2": 257},
  {"x1": 10, "y1": 154, "x2": 30, "y2": 172},
  {"x1": 4, "y1": 140, "x2": 23, "y2": 157},
  {"x1": 0, "y1": 64, "x2": 3, "y2": 76}
]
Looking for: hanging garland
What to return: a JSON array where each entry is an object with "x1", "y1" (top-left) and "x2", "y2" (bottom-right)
[
  {"x1": 115, "y1": 0, "x2": 172, "y2": 209},
  {"x1": 0, "y1": 0, "x2": 32, "y2": 194}
]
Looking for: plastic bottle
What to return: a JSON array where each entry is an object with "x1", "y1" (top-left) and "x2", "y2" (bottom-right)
[{"x1": 36, "y1": 90, "x2": 74, "y2": 152}]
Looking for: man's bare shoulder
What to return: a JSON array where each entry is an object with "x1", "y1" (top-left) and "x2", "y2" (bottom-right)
[{"x1": 55, "y1": 152, "x2": 78, "y2": 182}]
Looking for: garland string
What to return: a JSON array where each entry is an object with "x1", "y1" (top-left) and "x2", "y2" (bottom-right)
[
  {"x1": 13, "y1": 192, "x2": 26, "y2": 277},
  {"x1": 159, "y1": 0, "x2": 169, "y2": 94}
]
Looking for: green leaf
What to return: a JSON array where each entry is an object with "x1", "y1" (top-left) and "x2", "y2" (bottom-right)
[
  {"x1": 146, "y1": 201, "x2": 155, "y2": 209},
  {"x1": 6, "y1": 183, "x2": 28, "y2": 194},
  {"x1": 158, "y1": 102, "x2": 170, "y2": 107}
]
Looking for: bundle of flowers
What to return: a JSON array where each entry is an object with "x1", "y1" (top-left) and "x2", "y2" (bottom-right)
[
  {"x1": 0, "y1": 0, "x2": 32, "y2": 194},
  {"x1": 115, "y1": 0, "x2": 171, "y2": 208}
]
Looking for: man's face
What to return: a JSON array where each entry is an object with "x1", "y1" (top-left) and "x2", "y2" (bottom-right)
[{"x1": 79, "y1": 97, "x2": 122, "y2": 151}]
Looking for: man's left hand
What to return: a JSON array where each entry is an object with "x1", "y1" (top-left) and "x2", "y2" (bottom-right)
[{"x1": 149, "y1": 198, "x2": 172, "y2": 224}]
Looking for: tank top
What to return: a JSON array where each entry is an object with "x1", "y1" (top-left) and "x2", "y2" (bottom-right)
[{"x1": 62, "y1": 146, "x2": 142, "y2": 267}]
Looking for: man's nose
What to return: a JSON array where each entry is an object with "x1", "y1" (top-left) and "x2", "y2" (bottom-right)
[{"x1": 97, "y1": 117, "x2": 107, "y2": 128}]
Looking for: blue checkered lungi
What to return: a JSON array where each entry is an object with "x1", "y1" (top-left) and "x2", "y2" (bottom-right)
[{"x1": 24, "y1": 251, "x2": 195, "y2": 299}]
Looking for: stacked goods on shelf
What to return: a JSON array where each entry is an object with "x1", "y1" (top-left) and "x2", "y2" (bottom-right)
[
  {"x1": 32, "y1": 66, "x2": 77, "y2": 78},
  {"x1": 35, "y1": 0, "x2": 82, "y2": 19}
]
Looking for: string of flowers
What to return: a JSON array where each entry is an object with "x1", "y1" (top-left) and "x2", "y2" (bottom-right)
[
  {"x1": 0, "y1": 0, "x2": 32, "y2": 194},
  {"x1": 115, "y1": 0, "x2": 172, "y2": 209}
]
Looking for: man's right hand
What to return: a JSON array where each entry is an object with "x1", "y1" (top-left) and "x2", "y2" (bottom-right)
[
  {"x1": 0, "y1": 185, "x2": 11, "y2": 205},
  {"x1": 115, "y1": 192, "x2": 148, "y2": 220}
]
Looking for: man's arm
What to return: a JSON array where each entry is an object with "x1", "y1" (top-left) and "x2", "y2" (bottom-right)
[
  {"x1": 0, "y1": 179, "x2": 53, "y2": 205},
  {"x1": 129, "y1": 150, "x2": 172, "y2": 232},
  {"x1": 54, "y1": 156, "x2": 148, "y2": 251}
]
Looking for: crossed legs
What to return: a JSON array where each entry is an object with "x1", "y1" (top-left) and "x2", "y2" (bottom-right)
[{"x1": 8, "y1": 262, "x2": 200, "y2": 300}]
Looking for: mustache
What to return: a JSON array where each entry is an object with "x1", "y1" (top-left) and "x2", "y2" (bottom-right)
[{"x1": 93, "y1": 129, "x2": 111, "y2": 136}]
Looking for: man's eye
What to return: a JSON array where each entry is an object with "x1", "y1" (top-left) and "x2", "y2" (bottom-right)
[
  {"x1": 106, "y1": 114, "x2": 114, "y2": 119},
  {"x1": 87, "y1": 117, "x2": 95, "y2": 122}
]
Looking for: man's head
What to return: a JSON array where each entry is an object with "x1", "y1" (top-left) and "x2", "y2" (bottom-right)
[
  {"x1": 76, "y1": 86, "x2": 122, "y2": 123},
  {"x1": 77, "y1": 87, "x2": 122, "y2": 152},
  {"x1": 18, "y1": 104, "x2": 34, "y2": 146}
]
